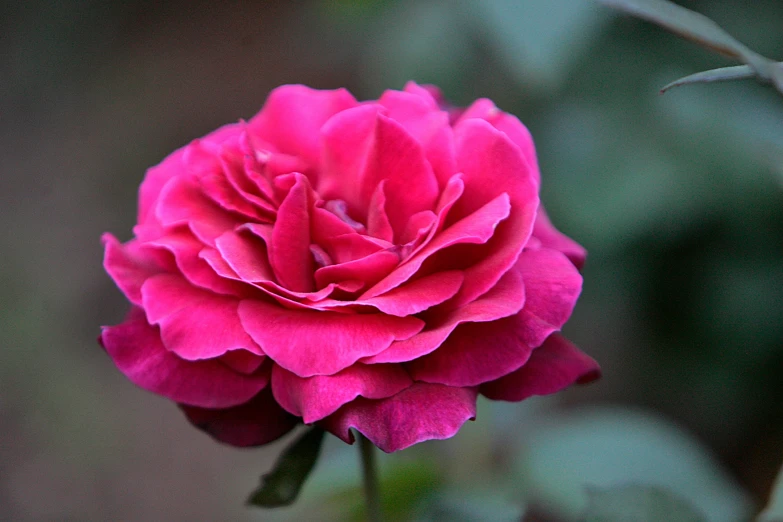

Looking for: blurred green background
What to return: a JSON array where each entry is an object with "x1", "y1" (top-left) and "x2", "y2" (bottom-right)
[{"x1": 2, "y1": 0, "x2": 782, "y2": 520}]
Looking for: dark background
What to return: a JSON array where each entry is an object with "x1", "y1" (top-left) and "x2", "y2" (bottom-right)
[{"x1": 2, "y1": 1, "x2": 782, "y2": 520}]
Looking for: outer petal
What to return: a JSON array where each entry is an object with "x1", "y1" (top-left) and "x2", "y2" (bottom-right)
[
  {"x1": 271, "y1": 364, "x2": 412, "y2": 423},
  {"x1": 238, "y1": 300, "x2": 424, "y2": 377},
  {"x1": 457, "y1": 98, "x2": 540, "y2": 186},
  {"x1": 99, "y1": 308, "x2": 268, "y2": 408},
  {"x1": 141, "y1": 274, "x2": 263, "y2": 360},
  {"x1": 516, "y1": 247, "x2": 583, "y2": 349},
  {"x1": 449, "y1": 118, "x2": 539, "y2": 308},
  {"x1": 102, "y1": 234, "x2": 166, "y2": 305},
  {"x1": 363, "y1": 264, "x2": 525, "y2": 364},
  {"x1": 406, "y1": 313, "x2": 536, "y2": 387},
  {"x1": 248, "y1": 84, "x2": 358, "y2": 169},
  {"x1": 532, "y1": 207, "x2": 586, "y2": 270},
  {"x1": 321, "y1": 383, "x2": 478, "y2": 453},
  {"x1": 180, "y1": 387, "x2": 298, "y2": 447},
  {"x1": 480, "y1": 334, "x2": 600, "y2": 401}
]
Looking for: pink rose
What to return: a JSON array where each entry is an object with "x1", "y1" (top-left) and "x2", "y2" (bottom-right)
[{"x1": 100, "y1": 83, "x2": 599, "y2": 452}]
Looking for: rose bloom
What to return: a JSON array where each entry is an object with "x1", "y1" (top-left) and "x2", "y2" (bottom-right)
[{"x1": 100, "y1": 83, "x2": 599, "y2": 453}]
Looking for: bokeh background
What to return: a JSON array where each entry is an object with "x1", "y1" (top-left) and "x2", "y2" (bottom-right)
[{"x1": 2, "y1": 0, "x2": 782, "y2": 520}]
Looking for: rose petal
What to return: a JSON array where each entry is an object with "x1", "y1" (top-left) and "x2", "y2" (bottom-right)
[
  {"x1": 220, "y1": 349, "x2": 266, "y2": 374},
  {"x1": 363, "y1": 264, "x2": 525, "y2": 363},
  {"x1": 238, "y1": 300, "x2": 424, "y2": 377},
  {"x1": 449, "y1": 118, "x2": 539, "y2": 307},
  {"x1": 361, "y1": 191, "x2": 511, "y2": 300},
  {"x1": 366, "y1": 181, "x2": 394, "y2": 243},
  {"x1": 142, "y1": 226, "x2": 250, "y2": 297},
  {"x1": 141, "y1": 274, "x2": 263, "y2": 360},
  {"x1": 248, "y1": 84, "x2": 357, "y2": 169},
  {"x1": 99, "y1": 308, "x2": 268, "y2": 408},
  {"x1": 406, "y1": 313, "x2": 536, "y2": 387},
  {"x1": 214, "y1": 229, "x2": 276, "y2": 283},
  {"x1": 180, "y1": 387, "x2": 298, "y2": 447},
  {"x1": 272, "y1": 363, "x2": 412, "y2": 423},
  {"x1": 480, "y1": 334, "x2": 600, "y2": 401},
  {"x1": 269, "y1": 174, "x2": 315, "y2": 292},
  {"x1": 102, "y1": 234, "x2": 166, "y2": 305},
  {"x1": 155, "y1": 175, "x2": 241, "y2": 246},
  {"x1": 314, "y1": 250, "x2": 400, "y2": 290},
  {"x1": 532, "y1": 207, "x2": 586, "y2": 270},
  {"x1": 457, "y1": 98, "x2": 540, "y2": 186},
  {"x1": 321, "y1": 382, "x2": 477, "y2": 453},
  {"x1": 515, "y1": 247, "x2": 583, "y2": 348}
]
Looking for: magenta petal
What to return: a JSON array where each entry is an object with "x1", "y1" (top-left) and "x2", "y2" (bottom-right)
[
  {"x1": 532, "y1": 207, "x2": 586, "y2": 270},
  {"x1": 142, "y1": 227, "x2": 248, "y2": 297},
  {"x1": 214, "y1": 229, "x2": 276, "y2": 283},
  {"x1": 155, "y1": 175, "x2": 240, "y2": 246},
  {"x1": 406, "y1": 314, "x2": 535, "y2": 387},
  {"x1": 180, "y1": 387, "x2": 298, "y2": 447},
  {"x1": 358, "y1": 270, "x2": 464, "y2": 317},
  {"x1": 102, "y1": 234, "x2": 165, "y2": 305},
  {"x1": 248, "y1": 85, "x2": 357, "y2": 168},
  {"x1": 238, "y1": 300, "x2": 424, "y2": 377},
  {"x1": 269, "y1": 174, "x2": 315, "y2": 292},
  {"x1": 362, "y1": 191, "x2": 511, "y2": 300},
  {"x1": 100, "y1": 308, "x2": 268, "y2": 408},
  {"x1": 457, "y1": 98, "x2": 541, "y2": 186},
  {"x1": 141, "y1": 274, "x2": 262, "y2": 360},
  {"x1": 220, "y1": 349, "x2": 266, "y2": 374},
  {"x1": 363, "y1": 265, "x2": 525, "y2": 364},
  {"x1": 480, "y1": 334, "x2": 600, "y2": 401},
  {"x1": 321, "y1": 383, "x2": 477, "y2": 453},
  {"x1": 272, "y1": 363, "x2": 412, "y2": 423},
  {"x1": 366, "y1": 181, "x2": 394, "y2": 243},
  {"x1": 516, "y1": 248, "x2": 583, "y2": 348},
  {"x1": 360, "y1": 114, "x2": 439, "y2": 239},
  {"x1": 450, "y1": 119, "x2": 539, "y2": 308},
  {"x1": 314, "y1": 250, "x2": 400, "y2": 290}
]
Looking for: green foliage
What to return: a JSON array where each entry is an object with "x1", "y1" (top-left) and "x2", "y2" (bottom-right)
[
  {"x1": 582, "y1": 484, "x2": 706, "y2": 522},
  {"x1": 247, "y1": 427, "x2": 326, "y2": 508},
  {"x1": 598, "y1": 0, "x2": 783, "y2": 94},
  {"x1": 515, "y1": 407, "x2": 752, "y2": 522}
]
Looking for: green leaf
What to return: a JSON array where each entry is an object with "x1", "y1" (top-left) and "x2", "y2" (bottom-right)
[
  {"x1": 598, "y1": 0, "x2": 783, "y2": 95},
  {"x1": 247, "y1": 427, "x2": 326, "y2": 508},
  {"x1": 660, "y1": 64, "x2": 759, "y2": 93},
  {"x1": 516, "y1": 407, "x2": 752, "y2": 522},
  {"x1": 582, "y1": 484, "x2": 707, "y2": 522},
  {"x1": 597, "y1": 0, "x2": 758, "y2": 61},
  {"x1": 758, "y1": 459, "x2": 783, "y2": 522}
]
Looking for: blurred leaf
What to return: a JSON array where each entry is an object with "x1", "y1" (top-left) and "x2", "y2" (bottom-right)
[
  {"x1": 414, "y1": 490, "x2": 522, "y2": 522},
  {"x1": 598, "y1": 0, "x2": 783, "y2": 95},
  {"x1": 247, "y1": 427, "x2": 325, "y2": 508},
  {"x1": 329, "y1": 460, "x2": 442, "y2": 522},
  {"x1": 758, "y1": 459, "x2": 783, "y2": 522},
  {"x1": 582, "y1": 484, "x2": 706, "y2": 522},
  {"x1": 516, "y1": 407, "x2": 753, "y2": 522},
  {"x1": 659, "y1": 64, "x2": 762, "y2": 93}
]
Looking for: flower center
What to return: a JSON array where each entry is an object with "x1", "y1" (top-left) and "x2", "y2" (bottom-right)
[{"x1": 324, "y1": 199, "x2": 365, "y2": 233}]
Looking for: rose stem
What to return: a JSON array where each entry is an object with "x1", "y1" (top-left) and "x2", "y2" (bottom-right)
[{"x1": 358, "y1": 432, "x2": 382, "y2": 522}]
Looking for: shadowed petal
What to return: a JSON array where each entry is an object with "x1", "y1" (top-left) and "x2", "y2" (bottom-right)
[
  {"x1": 239, "y1": 300, "x2": 424, "y2": 377},
  {"x1": 515, "y1": 248, "x2": 583, "y2": 349},
  {"x1": 141, "y1": 274, "x2": 263, "y2": 360},
  {"x1": 180, "y1": 387, "x2": 298, "y2": 447},
  {"x1": 363, "y1": 265, "x2": 525, "y2": 363},
  {"x1": 406, "y1": 314, "x2": 535, "y2": 387},
  {"x1": 272, "y1": 364, "x2": 412, "y2": 423},
  {"x1": 99, "y1": 308, "x2": 268, "y2": 408},
  {"x1": 532, "y1": 207, "x2": 586, "y2": 270},
  {"x1": 480, "y1": 334, "x2": 600, "y2": 401},
  {"x1": 321, "y1": 383, "x2": 477, "y2": 453}
]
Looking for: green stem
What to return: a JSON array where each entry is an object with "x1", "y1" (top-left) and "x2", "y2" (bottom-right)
[{"x1": 358, "y1": 432, "x2": 382, "y2": 522}]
